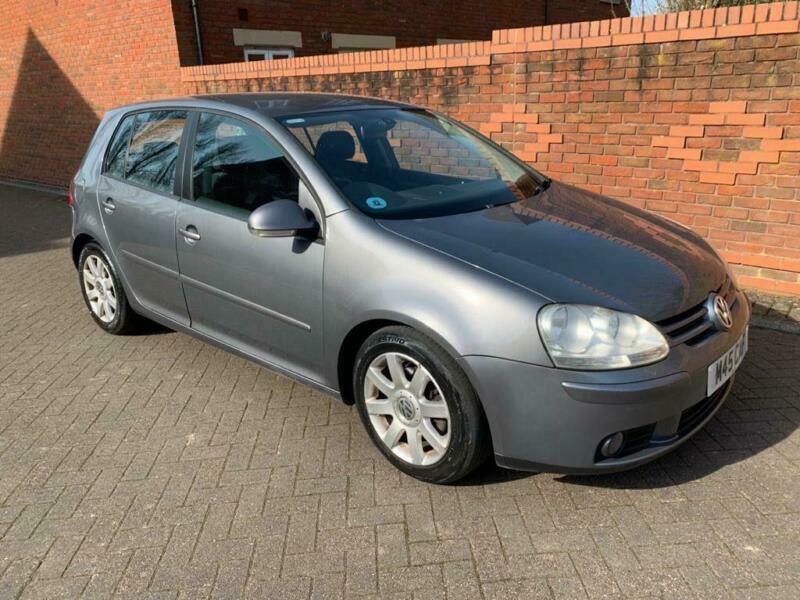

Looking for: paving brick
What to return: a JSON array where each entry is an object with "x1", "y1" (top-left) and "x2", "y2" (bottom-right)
[
  {"x1": 1, "y1": 186, "x2": 799, "y2": 598},
  {"x1": 375, "y1": 524, "x2": 408, "y2": 569}
]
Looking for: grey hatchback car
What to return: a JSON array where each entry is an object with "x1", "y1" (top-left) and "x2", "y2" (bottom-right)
[{"x1": 70, "y1": 93, "x2": 750, "y2": 483}]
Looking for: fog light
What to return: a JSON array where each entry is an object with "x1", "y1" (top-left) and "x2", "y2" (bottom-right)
[{"x1": 600, "y1": 432, "x2": 624, "y2": 458}]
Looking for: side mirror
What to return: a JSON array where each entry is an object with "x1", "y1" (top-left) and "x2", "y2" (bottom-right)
[{"x1": 247, "y1": 200, "x2": 318, "y2": 238}]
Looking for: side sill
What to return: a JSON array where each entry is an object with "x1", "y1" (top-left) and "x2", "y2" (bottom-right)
[{"x1": 132, "y1": 303, "x2": 342, "y2": 402}]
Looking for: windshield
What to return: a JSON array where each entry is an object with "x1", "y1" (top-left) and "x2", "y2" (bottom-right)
[{"x1": 278, "y1": 108, "x2": 548, "y2": 219}]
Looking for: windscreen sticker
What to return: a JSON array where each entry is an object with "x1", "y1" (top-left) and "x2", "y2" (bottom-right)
[
  {"x1": 285, "y1": 118, "x2": 305, "y2": 125},
  {"x1": 366, "y1": 197, "x2": 388, "y2": 209}
]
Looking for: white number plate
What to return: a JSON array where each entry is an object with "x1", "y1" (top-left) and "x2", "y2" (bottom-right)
[{"x1": 707, "y1": 328, "x2": 748, "y2": 396}]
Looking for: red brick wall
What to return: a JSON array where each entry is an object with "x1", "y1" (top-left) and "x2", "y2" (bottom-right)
[
  {"x1": 0, "y1": 1, "x2": 183, "y2": 187},
  {"x1": 172, "y1": 0, "x2": 624, "y2": 66},
  {"x1": 0, "y1": 0, "x2": 797, "y2": 293},
  {"x1": 184, "y1": 2, "x2": 800, "y2": 294}
]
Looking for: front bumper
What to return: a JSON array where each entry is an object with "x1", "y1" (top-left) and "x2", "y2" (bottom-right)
[{"x1": 459, "y1": 290, "x2": 750, "y2": 474}]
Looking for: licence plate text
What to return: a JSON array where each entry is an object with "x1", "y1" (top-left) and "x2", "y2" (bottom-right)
[{"x1": 707, "y1": 328, "x2": 748, "y2": 396}]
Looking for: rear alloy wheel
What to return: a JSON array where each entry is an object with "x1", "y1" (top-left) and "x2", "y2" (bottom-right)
[
  {"x1": 83, "y1": 254, "x2": 118, "y2": 324},
  {"x1": 354, "y1": 326, "x2": 490, "y2": 484},
  {"x1": 78, "y1": 244, "x2": 140, "y2": 334}
]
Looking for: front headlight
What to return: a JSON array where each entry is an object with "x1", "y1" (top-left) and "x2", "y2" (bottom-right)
[{"x1": 538, "y1": 304, "x2": 669, "y2": 370}]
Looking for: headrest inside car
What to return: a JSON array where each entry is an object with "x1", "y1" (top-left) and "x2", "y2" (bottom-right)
[{"x1": 315, "y1": 130, "x2": 356, "y2": 163}]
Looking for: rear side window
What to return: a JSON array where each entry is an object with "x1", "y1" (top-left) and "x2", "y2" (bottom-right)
[
  {"x1": 104, "y1": 110, "x2": 187, "y2": 194},
  {"x1": 105, "y1": 115, "x2": 135, "y2": 178},
  {"x1": 125, "y1": 111, "x2": 187, "y2": 194},
  {"x1": 191, "y1": 112, "x2": 300, "y2": 215}
]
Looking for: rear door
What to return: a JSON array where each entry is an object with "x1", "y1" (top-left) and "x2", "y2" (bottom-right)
[{"x1": 96, "y1": 110, "x2": 190, "y2": 326}]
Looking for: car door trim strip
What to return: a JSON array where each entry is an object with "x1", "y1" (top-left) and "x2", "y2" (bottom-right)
[
  {"x1": 120, "y1": 249, "x2": 179, "y2": 277},
  {"x1": 180, "y1": 274, "x2": 312, "y2": 331}
]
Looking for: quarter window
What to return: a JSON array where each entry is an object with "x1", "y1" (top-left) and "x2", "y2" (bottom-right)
[
  {"x1": 125, "y1": 111, "x2": 187, "y2": 194},
  {"x1": 191, "y1": 113, "x2": 300, "y2": 214},
  {"x1": 105, "y1": 115, "x2": 135, "y2": 178}
]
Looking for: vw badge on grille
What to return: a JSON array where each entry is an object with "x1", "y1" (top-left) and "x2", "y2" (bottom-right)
[{"x1": 708, "y1": 293, "x2": 733, "y2": 331}]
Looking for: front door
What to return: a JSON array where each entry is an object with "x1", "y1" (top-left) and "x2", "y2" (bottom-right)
[
  {"x1": 176, "y1": 112, "x2": 324, "y2": 381},
  {"x1": 96, "y1": 110, "x2": 190, "y2": 326}
]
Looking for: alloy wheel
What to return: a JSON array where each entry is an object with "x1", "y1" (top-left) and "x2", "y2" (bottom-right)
[
  {"x1": 82, "y1": 255, "x2": 117, "y2": 323},
  {"x1": 363, "y1": 352, "x2": 451, "y2": 466}
]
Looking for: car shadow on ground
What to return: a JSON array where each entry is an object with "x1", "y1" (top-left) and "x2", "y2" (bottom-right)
[
  {"x1": 459, "y1": 325, "x2": 799, "y2": 489},
  {"x1": 129, "y1": 320, "x2": 174, "y2": 336}
]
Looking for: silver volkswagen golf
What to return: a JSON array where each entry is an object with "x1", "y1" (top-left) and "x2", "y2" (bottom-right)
[{"x1": 70, "y1": 93, "x2": 750, "y2": 483}]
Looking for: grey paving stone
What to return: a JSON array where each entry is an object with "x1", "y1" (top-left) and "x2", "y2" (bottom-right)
[{"x1": 1, "y1": 184, "x2": 799, "y2": 598}]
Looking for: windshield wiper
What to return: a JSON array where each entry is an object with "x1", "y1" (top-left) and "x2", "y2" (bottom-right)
[{"x1": 532, "y1": 177, "x2": 552, "y2": 197}]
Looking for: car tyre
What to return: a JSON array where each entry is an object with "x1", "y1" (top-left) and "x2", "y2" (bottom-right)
[
  {"x1": 78, "y1": 243, "x2": 140, "y2": 335},
  {"x1": 354, "y1": 325, "x2": 491, "y2": 484}
]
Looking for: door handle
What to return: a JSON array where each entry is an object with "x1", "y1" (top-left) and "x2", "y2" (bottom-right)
[
  {"x1": 101, "y1": 197, "x2": 115, "y2": 213},
  {"x1": 179, "y1": 226, "x2": 201, "y2": 242}
]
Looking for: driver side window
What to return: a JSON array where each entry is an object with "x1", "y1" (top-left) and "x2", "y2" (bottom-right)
[{"x1": 192, "y1": 113, "x2": 300, "y2": 215}]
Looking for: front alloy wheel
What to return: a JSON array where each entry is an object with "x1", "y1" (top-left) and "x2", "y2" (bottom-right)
[
  {"x1": 354, "y1": 326, "x2": 490, "y2": 484},
  {"x1": 364, "y1": 352, "x2": 451, "y2": 466}
]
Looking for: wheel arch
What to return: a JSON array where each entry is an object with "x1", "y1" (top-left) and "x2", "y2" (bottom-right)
[
  {"x1": 335, "y1": 314, "x2": 465, "y2": 406},
  {"x1": 337, "y1": 319, "x2": 401, "y2": 405},
  {"x1": 71, "y1": 233, "x2": 97, "y2": 268}
]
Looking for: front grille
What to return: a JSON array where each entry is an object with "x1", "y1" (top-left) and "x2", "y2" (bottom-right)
[{"x1": 656, "y1": 277, "x2": 738, "y2": 346}]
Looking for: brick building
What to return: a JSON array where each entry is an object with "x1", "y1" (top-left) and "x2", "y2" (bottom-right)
[
  {"x1": 0, "y1": 1, "x2": 799, "y2": 293},
  {"x1": 171, "y1": 1, "x2": 625, "y2": 66}
]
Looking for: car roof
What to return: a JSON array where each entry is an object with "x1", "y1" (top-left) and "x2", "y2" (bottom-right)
[
  {"x1": 196, "y1": 92, "x2": 414, "y2": 118},
  {"x1": 108, "y1": 93, "x2": 415, "y2": 120}
]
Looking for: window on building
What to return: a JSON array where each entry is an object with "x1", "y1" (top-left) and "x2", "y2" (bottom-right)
[
  {"x1": 192, "y1": 113, "x2": 299, "y2": 215},
  {"x1": 243, "y1": 47, "x2": 294, "y2": 61}
]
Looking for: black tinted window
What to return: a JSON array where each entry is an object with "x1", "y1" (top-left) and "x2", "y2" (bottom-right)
[
  {"x1": 192, "y1": 113, "x2": 299, "y2": 213},
  {"x1": 105, "y1": 114, "x2": 135, "y2": 178},
  {"x1": 125, "y1": 111, "x2": 187, "y2": 194}
]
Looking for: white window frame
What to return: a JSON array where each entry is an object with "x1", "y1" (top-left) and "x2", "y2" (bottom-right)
[{"x1": 243, "y1": 47, "x2": 295, "y2": 61}]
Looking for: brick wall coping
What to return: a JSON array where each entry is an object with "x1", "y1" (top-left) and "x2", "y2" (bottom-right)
[{"x1": 181, "y1": 1, "x2": 799, "y2": 82}]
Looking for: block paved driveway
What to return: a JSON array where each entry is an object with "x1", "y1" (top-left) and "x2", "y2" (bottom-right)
[{"x1": 1, "y1": 183, "x2": 799, "y2": 599}]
